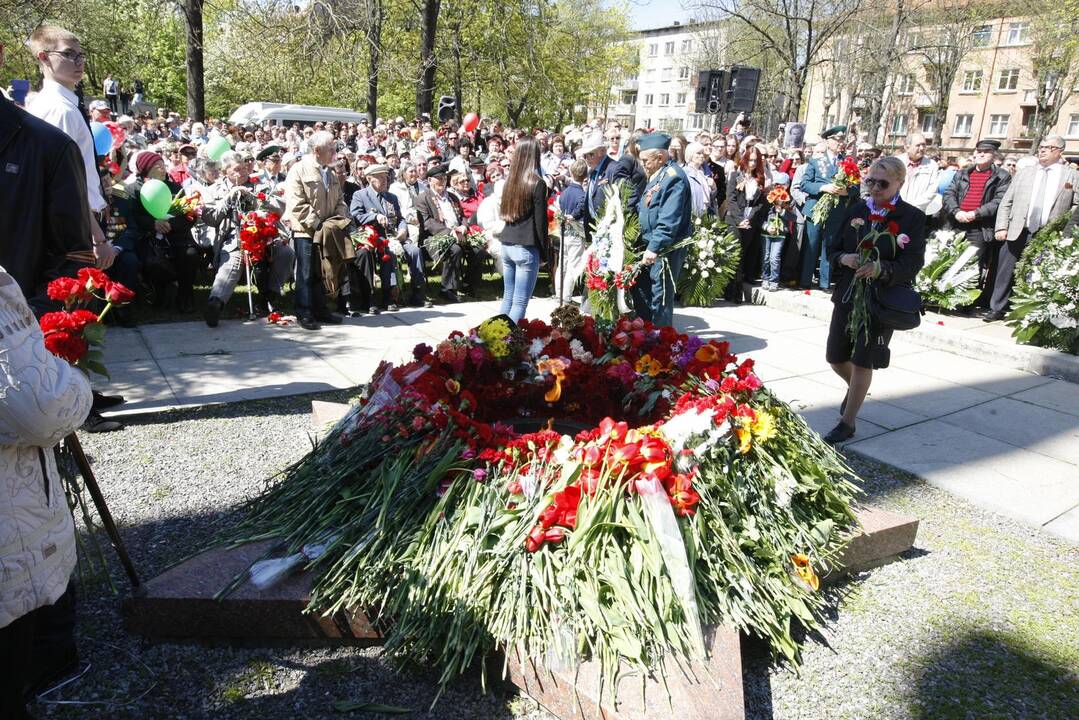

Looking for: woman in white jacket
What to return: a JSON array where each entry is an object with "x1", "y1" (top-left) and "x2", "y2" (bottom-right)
[{"x1": 0, "y1": 267, "x2": 92, "y2": 719}]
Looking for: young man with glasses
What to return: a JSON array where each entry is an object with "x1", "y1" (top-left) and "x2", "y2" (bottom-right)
[{"x1": 987, "y1": 135, "x2": 1078, "y2": 321}]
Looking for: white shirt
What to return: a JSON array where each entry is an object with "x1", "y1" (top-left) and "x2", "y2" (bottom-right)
[
  {"x1": 26, "y1": 79, "x2": 107, "y2": 212},
  {"x1": 437, "y1": 192, "x2": 459, "y2": 227},
  {"x1": 1026, "y1": 162, "x2": 1064, "y2": 230}
]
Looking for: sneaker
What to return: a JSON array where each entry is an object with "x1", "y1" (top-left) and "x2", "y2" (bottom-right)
[
  {"x1": 386, "y1": 303, "x2": 399, "y2": 312},
  {"x1": 204, "y1": 297, "x2": 222, "y2": 328}
]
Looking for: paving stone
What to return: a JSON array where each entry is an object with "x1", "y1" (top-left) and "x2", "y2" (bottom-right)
[
  {"x1": 852, "y1": 366, "x2": 997, "y2": 418},
  {"x1": 99, "y1": 327, "x2": 153, "y2": 363},
  {"x1": 95, "y1": 359, "x2": 178, "y2": 414},
  {"x1": 940, "y1": 397, "x2": 1079, "y2": 466},
  {"x1": 893, "y1": 349, "x2": 1054, "y2": 397},
  {"x1": 1010, "y1": 380, "x2": 1079, "y2": 418},
  {"x1": 1042, "y1": 503, "x2": 1079, "y2": 544}
]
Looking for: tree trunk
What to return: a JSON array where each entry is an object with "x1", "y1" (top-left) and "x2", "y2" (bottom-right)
[
  {"x1": 451, "y1": 21, "x2": 463, "y2": 122},
  {"x1": 366, "y1": 0, "x2": 383, "y2": 121},
  {"x1": 416, "y1": 0, "x2": 441, "y2": 117},
  {"x1": 182, "y1": 0, "x2": 205, "y2": 121}
]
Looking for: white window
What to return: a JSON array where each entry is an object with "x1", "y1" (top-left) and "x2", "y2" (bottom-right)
[
  {"x1": 659, "y1": 93, "x2": 670, "y2": 106},
  {"x1": 988, "y1": 113, "x2": 1010, "y2": 137},
  {"x1": 896, "y1": 74, "x2": 916, "y2": 95},
  {"x1": 664, "y1": 41, "x2": 675, "y2": 55},
  {"x1": 645, "y1": 69, "x2": 656, "y2": 82},
  {"x1": 961, "y1": 70, "x2": 983, "y2": 93},
  {"x1": 1068, "y1": 113, "x2": 1079, "y2": 137},
  {"x1": 997, "y1": 68, "x2": 1019, "y2": 91},
  {"x1": 678, "y1": 66, "x2": 691, "y2": 81},
  {"x1": 1004, "y1": 22, "x2": 1029, "y2": 45},
  {"x1": 680, "y1": 39, "x2": 693, "y2": 54},
  {"x1": 920, "y1": 112, "x2": 937, "y2": 134},
  {"x1": 676, "y1": 92, "x2": 687, "y2": 105},
  {"x1": 648, "y1": 43, "x2": 658, "y2": 57},
  {"x1": 953, "y1": 113, "x2": 974, "y2": 136},
  {"x1": 972, "y1": 25, "x2": 992, "y2": 47},
  {"x1": 890, "y1": 114, "x2": 909, "y2": 136},
  {"x1": 644, "y1": 94, "x2": 654, "y2": 106},
  {"x1": 690, "y1": 114, "x2": 704, "y2": 129},
  {"x1": 661, "y1": 67, "x2": 672, "y2": 82}
]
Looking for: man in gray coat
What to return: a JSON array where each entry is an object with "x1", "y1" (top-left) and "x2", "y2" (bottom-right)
[{"x1": 987, "y1": 135, "x2": 1079, "y2": 321}]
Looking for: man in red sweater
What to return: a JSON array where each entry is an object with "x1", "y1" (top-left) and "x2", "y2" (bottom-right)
[{"x1": 942, "y1": 139, "x2": 1011, "y2": 309}]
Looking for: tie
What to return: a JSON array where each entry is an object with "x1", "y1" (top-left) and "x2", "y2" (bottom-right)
[{"x1": 1028, "y1": 167, "x2": 1048, "y2": 234}]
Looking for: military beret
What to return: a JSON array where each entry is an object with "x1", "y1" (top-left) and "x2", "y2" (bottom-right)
[
  {"x1": 638, "y1": 132, "x2": 672, "y2": 151},
  {"x1": 256, "y1": 144, "x2": 284, "y2": 160},
  {"x1": 975, "y1": 139, "x2": 1002, "y2": 152},
  {"x1": 820, "y1": 125, "x2": 847, "y2": 139},
  {"x1": 427, "y1": 163, "x2": 449, "y2": 178}
]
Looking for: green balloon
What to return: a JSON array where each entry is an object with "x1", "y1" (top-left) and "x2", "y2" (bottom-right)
[
  {"x1": 140, "y1": 179, "x2": 172, "y2": 220},
  {"x1": 204, "y1": 135, "x2": 231, "y2": 161}
]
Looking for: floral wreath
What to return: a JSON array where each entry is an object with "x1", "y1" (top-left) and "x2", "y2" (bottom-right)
[{"x1": 224, "y1": 307, "x2": 858, "y2": 700}]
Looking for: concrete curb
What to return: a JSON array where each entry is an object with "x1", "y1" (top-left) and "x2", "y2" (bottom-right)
[{"x1": 744, "y1": 287, "x2": 1079, "y2": 384}]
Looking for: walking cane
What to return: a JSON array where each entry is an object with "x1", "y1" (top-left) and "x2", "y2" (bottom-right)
[
  {"x1": 244, "y1": 251, "x2": 256, "y2": 320},
  {"x1": 558, "y1": 215, "x2": 566, "y2": 307},
  {"x1": 63, "y1": 433, "x2": 142, "y2": 592}
]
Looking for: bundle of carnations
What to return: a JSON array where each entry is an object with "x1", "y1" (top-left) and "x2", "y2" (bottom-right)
[
  {"x1": 811, "y1": 156, "x2": 861, "y2": 225},
  {"x1": 844, "y1": 205, "x2": 910, "y2": 346},
  {"x1": 42, "y1": 267, "x2": 135, "y2": 377},
  {"x1": 219, "y1": 307, "x2": 858, "y2": 704},
  {"x1": 238, "y1": 210, "x2": 280, "y2": 263},
  {"x1": 676, "y1": 213, "x2": 740, "y2": 306},
  {"x1": 913, "y1": 229, "x2": 981, "y2": 310},
  {"x1": 352, "y1": 224, "x2": 392, "y2": 262}
]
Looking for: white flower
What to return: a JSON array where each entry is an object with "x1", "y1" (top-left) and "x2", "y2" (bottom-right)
[
  {"x1": 701, "y1": 270, "x2": 710, "y2": 278},
  {"x1": 528, "y1": 338, "x2": 545, "y2": 358},
  {"x1": 774, "y1": 472, "x2": 797, "y2": 508}
]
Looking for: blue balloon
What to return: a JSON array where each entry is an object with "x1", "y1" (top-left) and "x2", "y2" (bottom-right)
[{"x1": 90, "y1": 121, "x2": 113, "y2": 156}]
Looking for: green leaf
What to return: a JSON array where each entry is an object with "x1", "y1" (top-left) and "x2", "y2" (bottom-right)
[
  {"x1": 333, "y1": 700, "x2": 413, "y2": 714},
  {"x1": 83, "y1": 321, "x2": 107, "y2": 345}
]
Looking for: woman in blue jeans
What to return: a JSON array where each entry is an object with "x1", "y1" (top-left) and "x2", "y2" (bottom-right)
[{"x1": 498, "y1": 137, "x2": 549, "y2": 322}]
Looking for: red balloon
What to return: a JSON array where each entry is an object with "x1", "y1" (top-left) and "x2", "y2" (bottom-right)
[{"x1": 462, "y1": 112, "x2": 480, "y2": 133}]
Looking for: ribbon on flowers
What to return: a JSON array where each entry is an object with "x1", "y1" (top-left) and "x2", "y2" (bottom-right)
[
  {"x1": 537, "y1": 357, "x2": 569, "y2": 402},
  {"x1": 634, "y1": 474, "x2": 707, "y2": 658}
]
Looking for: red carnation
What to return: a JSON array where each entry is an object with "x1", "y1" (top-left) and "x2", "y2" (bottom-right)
[
  {"x1": 77, "y1": 267, "x2": 109, "y2": 292},
  {"x1": 47, "y1": 276, "x2": 90, "y2": 305},
  {"x1": 43, "y1": 331, "x2": 88, "y2": 364},
  {"x1": 887, "y1": 220, "x2": 900, "y2": 236}
]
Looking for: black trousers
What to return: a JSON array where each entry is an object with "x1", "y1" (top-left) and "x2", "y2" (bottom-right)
[
  {"x1": 1, "y1": 584, "x2": 77, "y2": 719},
  {"x1": 989, "y1": 229, "x2": 1029, "y2": 314}
]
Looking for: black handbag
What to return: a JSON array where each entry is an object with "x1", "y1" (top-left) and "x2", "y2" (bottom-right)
[{"x1": 871, "y1": 284, "x2": 923, "y2": 331}]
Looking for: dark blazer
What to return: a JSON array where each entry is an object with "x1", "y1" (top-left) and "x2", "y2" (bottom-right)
[
  {"x1": 941, "y1": 164, "x2": 1011, "y2": 245},
  {"x1": 586, "y1": 155, "x2": 631, "y2": 227},
  {"x1": 501, "y1": 178, "x2": 549, "y2": 256},
  {"x1": 827, "y1": 197, "x2": 927, "y2": 306},
  {"x1": 349, "y1": 185, "x2": 406, "y2": 236},
  {"x1": 725, "y1": 170, "x2": 768, "y2": 227},
  {"x1": 558, "y1": 182, "x2": 587, "y2": 221},
  {"x1": 0, "y1": 97, "x2": 92, "y2": 311},
  {"x1": 616, "y1": 154, "x2": 647, "y2": 210},
  {"x1": 415, "y1": 187, "x2": 464, "y2": 241}
]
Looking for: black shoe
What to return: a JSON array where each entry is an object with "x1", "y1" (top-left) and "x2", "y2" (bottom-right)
[
  {"x1": 347, "y1": 308, "x2": 367, "y2": 317},
  {"x1": 298, "y1": 316, "x2": 320, "y2": 331},
  {"x1": 823, "y1": 421, "x2": 856, "y2": 445},
  {"x1": 204, "y1": 297, "x2": 222, "y2": 327},
  {"x1": 92, "y1": 392, "x2": 125, "y2": 410},
  {"x1": 983, "y1": 310, "x2": 1005, "y2": 322},
  {"x1": 440, "y1": 290, "x2": 461, "y2": 303},
  {"x1": 314, "y1": 311, "x2": 342, "y2": 324},
  {"x1": 83, "y1": 411, "x2": 123, "y2": 433}
]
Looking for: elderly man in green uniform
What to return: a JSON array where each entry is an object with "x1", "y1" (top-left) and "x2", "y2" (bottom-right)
[{"x1": 632, "y1": 132, "x2": 692, "y2": 327}]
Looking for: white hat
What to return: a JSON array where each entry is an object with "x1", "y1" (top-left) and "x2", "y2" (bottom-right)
[{"x1": 579, "y1": 131, "x2": 607, "y2": 155}]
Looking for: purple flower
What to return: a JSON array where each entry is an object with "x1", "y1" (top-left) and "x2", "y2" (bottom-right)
[
  {"x1": 461, "y1": 448, "x2": 477, "y2": 460},
  {"x1": 413, "y1": 343, "x2": 433, "y2": 360},
  {"x1": 473, "y1": 468, "x2": 488, "y2": 482}
]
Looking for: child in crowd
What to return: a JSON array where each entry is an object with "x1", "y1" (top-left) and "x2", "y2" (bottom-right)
[
  {"x1": 552, "y1": 159, "x2": 588, "y2": 302},
  {"x1": 761, "y1": 172, "x2": 796, "y2": 291}
]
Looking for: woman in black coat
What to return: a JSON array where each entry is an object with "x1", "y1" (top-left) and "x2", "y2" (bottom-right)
[
  {"x1": 823, "y1": 156, "x2": 926, "y2": 443},
  {"x1": 725, "y1": 145, "x2": 769, "y2": 302}
]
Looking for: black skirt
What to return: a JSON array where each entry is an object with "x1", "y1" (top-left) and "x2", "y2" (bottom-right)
[{"x1": 825, "y1": 300, "x2": 894, "y2": 369}]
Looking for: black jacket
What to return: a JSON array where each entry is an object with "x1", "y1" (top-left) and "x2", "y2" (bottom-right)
[
  {"x1": 725, "y1": 170, "x2": 768, "y2": 227},
  {"x1": 941, "y1": 164, "x2": 1011, "y2": 244},
  {"x1": 827, "y1": 197, "x2": 927, "y2": 306},
  {"x1": 0, "y1": 97, "x2": 92, "y2": 311},
  {"x1": 616, "y1": 154, "x2": 647, "y2": 211},
  {"x1": 501, "y1": 178, "x2": 549, "y2": 256}
]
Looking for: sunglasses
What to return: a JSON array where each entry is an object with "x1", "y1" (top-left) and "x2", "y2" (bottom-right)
[{"x1": 864, "y1": 178, "x2": 891, "y2": 189}]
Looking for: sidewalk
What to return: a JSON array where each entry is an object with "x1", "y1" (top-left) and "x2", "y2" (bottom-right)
[{"x1": 96, "y1": 296, "x2": 1079, "y2": 543}]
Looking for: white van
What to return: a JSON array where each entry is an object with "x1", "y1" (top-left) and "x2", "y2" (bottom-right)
[{"x1": 228, "y1": 102, "x2": 369, "y2": 127}]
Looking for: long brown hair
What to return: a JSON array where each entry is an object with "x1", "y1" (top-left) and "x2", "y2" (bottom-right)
[
  {"x1": 738, "y1": 146, "x2": 766, "y2": 185},
  {"x1": 500, "y1": 137, "x2": 543, "y2": 223}
]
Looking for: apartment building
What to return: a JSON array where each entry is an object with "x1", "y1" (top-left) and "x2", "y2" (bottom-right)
[
  {"x1": 803, "y1": 16, "x2": 1079, "y2": 156},
  {"x1": 600, "y1": 20, "x2": 723, "y2": 137}
]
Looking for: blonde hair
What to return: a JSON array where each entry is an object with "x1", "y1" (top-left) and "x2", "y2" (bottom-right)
[
  {"x1": 870, "y1": 155, "x2": 907, "y2": 185},
  {"x1": 28, "y1": 25, "x2": 79, "y2": 57}
]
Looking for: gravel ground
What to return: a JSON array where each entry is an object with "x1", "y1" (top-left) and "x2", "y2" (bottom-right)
[{"x1": 34, "y1": 391, "x2": 1078, "y2": 720}]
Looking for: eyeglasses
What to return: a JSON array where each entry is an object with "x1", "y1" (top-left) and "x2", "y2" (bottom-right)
[
  {"x1": 1038, "y1": 145, "x2": 1063, "y2": 151},
  {"x1": 864, "y1": 178, "x2": 892, "y2": 189},
  {"x1": 46, "y1": 50, "x2": 86, "y2": 65}
]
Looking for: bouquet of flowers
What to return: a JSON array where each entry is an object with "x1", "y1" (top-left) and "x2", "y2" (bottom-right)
[
  {"x1": 42, "y1": 267, "x2": 135, "y2": 378},
  {"x1": 811, "y1": 156, "x2": 861, "y2": 225},
  {"x1": 676, "y1": 213, "x2": 740, "y2": 307},
  {"x1": 462, "y1": 224, "x2": 488, "y2": 253},
  {"x1": 169, "y1": 191, "x2": 202, "y2": 222},
  {"x1": 914, "y1": 229, "x2": 982, "y2": 310},
  {"x1": 765, "y1": 185, "x2": 791, "y2": 237},
  {"x1": 217, "y1": 309, "x2": 857, "y2": 705},
  {"x1": 1007, "y1": 221, "x2": 1079, "y2": 354},
  {"x1": 352, "y1": 224, "x2": 392, "y2": 262},
  {"x1": 425, "y1": 232, "x2": 456, "y2": 269},
  {"x1": 238, "y1": 210, "x2": 280, "y2": 263},
  {"x1": 583, "y1": 185, "x2": 643, "y2": 324},
  {"x1": 844, "y1": 204, "x2": 906, "y2": 346}
]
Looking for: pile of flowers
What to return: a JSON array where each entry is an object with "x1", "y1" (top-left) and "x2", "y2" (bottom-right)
[
  {"x1": 238, "y1": 210, "x2": 280, "y2": 263},
  {"x1": 914, "y1": 229, "x2": 981, "y2": 310},
  {"x1": 220, "y1": 308, "x2": 858, "y2": 704},
  {"x1": 42, "y1": 268, "x2": 135, "y2": 377},
  {"x1": 811, "y1": 156, "x2": 861, "y2": 225},
  {"x1": 1007, "y1": 221, "x2": 1079, "y2": 354},
  {"x1": 676, "y1": 213, "x2": 740, "y2": 306}
]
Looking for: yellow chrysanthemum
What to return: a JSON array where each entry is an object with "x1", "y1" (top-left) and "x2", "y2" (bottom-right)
[
  {"x1": 735, "y1": 427, "x2": 752, "y2": 454},
  {"x1": 751, "y1": 411, "x2": 777, "y2": 442}
]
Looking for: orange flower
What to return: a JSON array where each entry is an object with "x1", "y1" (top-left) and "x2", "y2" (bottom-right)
[{"x1": 791, "y1": 554, "x2": 820, "y2": 591}]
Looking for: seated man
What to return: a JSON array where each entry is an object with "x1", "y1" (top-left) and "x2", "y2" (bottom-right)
[{"x1": 416, "y1": 163, "x2": 472, "y2": 303}]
